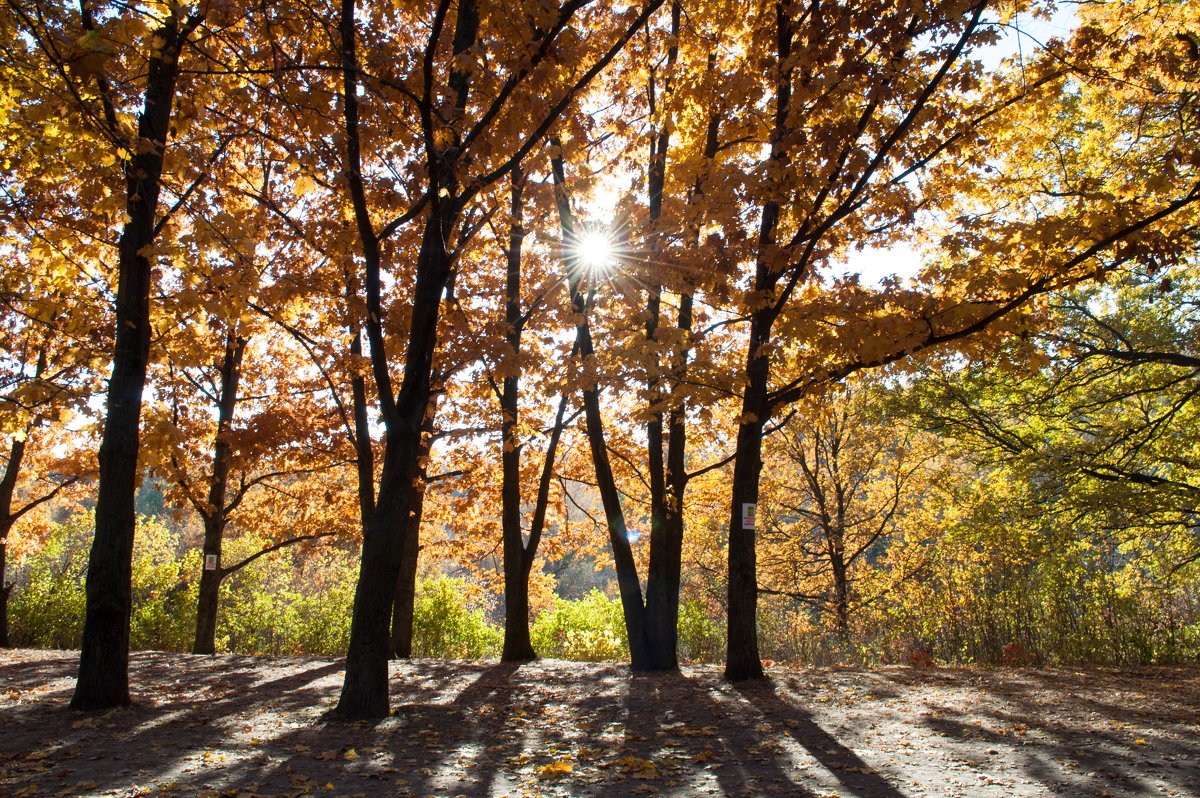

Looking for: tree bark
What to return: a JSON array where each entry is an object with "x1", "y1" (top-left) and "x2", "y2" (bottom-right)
[
  {"x1": 641, "y1": 2, "x2": 686, "y2": 670},
  {"x1": 388, "y1": 487, "x2": 422, "y2": 657},
  {"x1": 389, "y1": 418, "x2": 430, "y2": 659},
  {"x1": 0, "y1": 436, "x2": 25, "y2": 649},
  {"x1": 724, "y1": 1, "x2": 794, "y2": 682},
  {"x1": 550, "y1": 142, "x2": 651, "y2": 669},
  {"x1": 725, "y1": 322, "x2": 771, "y2": 680},
  {"x1": 335, "y1": 0, "x2": 479, "y2": 719},
  {"x1": 500, "y1": 166, "x2": 536, "y2": 662},
  {"x1": 73, "y1": 10, "x2": 196, "y2": 710},
  {"x1": 193, "y1": 333, "x2": 246, "y2": 655}
]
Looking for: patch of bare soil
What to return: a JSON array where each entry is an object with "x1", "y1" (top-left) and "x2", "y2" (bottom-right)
[{"x1": 1, "y1": 649, "x2": 1197, "y2": 797}]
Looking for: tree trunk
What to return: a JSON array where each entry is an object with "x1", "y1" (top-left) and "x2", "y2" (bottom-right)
[
  {"x1": 389, "y1": 477, "x2": 424, "y2": 658},
  {"x1": 640, "y1": 3, "x2": 686, "y2": 670},
  {"x1": 550, "y1": 143, "x2": 651, "y2": 669},
  {"x1": 725, "y1": 351, "x2": 770, "y2": 681},
  {"x1": 724, "y1": 2, "x2": 793, "y2": 683},
  {"x1": 725, "y1": 200, "x2": 782, "y2": 683},
  {"x1": 193, "y1": 333, "x2": 246, "y2": 655},
  {"x1": 73, "y1": 12, "x2": 194, "y2": 711},
  {"x1": 335, "y1": 0, "x2": 478, "y2": 719},
  {"x1": 831, "y1": 547, "x2": 850, "y2": 643},
  {"x1": 0, "y1": 435, "x2": 26, "y2": 649},
  {"x1": 500, "y1": 166, "x2": 537, "y2": 662},
  {"x1": 0, "y1": 517, "x2": 12, "y2": 648}
]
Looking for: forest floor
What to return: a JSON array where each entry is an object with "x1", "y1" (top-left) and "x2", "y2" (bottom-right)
[{"x1": 0, "y1": 649, "x2": 1198, "y2": 798}]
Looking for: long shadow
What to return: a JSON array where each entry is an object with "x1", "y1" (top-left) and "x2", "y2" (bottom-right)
[
  {"x1": 396, "y1": 660, "x2": 525, "y2": 797},
  {"x1": 617, "y1": 669, "x2": 823, "y2": 797},
  {"x1": 0, "y1": 650, "x2": 347, "y2": 796},
  {"x1": 195, "y1": 660, "x2": 529, "y2": 798},
  {"x1": 731, "y1": 677, "x2": 910, "y2": 798},
  {"x1": 913, "y1": 668, "x2": 1200, "y2": 796}
]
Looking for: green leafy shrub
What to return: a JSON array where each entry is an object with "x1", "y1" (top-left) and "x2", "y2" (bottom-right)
[
  {"x1": 531, "y1": 589, "x2": 628, "y2": 661},
  {"x1": 216, "y1": 537, "x2": 357, "y2": 656},
  {"x1": 10, "y1": 513, "x2": 195, "y2": 651},
  {"x1": 411, "y1": 576, "x2": 501, "y2": 659},
  {"x1": 8, "y1": 514, "x2": 90, "y2": 648},
  {"x1": 129, "y1": 516, "x2": 196, "y2": 652},
  {"x1": 677, "y1": 598, "x2": 724, "y2": 663}
]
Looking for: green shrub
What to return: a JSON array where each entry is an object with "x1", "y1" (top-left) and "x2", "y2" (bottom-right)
[
  {"x1": 8, "y1": 514, "x2": 90, "y2": 648},
  {"x1": 129, "y1": 517, "x2": 196, "y2": 652},
  {"x1": 678, "y1": 598, "x2": 724, "y2": 663},
  {"x1": 412, "y1": 576, "x2": 501, "y2": 658},
  {"x1": 216, "y1": 537, "x2": 357, "y2": 656},
  {"x1": 10, "y1": 513, "x2": 195, "y2": 651},
  {"x1": 531, "y1": 589, "x2": 628, "y2": 661}
]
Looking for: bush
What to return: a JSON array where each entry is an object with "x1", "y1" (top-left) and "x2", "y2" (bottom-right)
[
  {"x1": 412, "y1": 576, "x2": 501, "y2": 658},
  {"x1": 8, "y1": 514, "x2": 90, "y2": 648},
  {"x1": 217, "y1": 537, "x2": 357, "y2": 656},
  {"x1": 10, "y1": 513, "x2": 194, "y2": 651},
  {"x1": 531, "y1": 590, "x2": 628, "y2": 661},
  {"x1": 678, "y1": 598, "x2": 724, "y2": 663}
]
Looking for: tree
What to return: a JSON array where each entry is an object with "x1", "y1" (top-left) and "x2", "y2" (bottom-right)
[
  {"x1": 758, "y1": 380, "x2": 944, "y2": 645},
  {"x1": 4, "y1": 0, "x2": 228, "y2": 708},
  {"x1": 333, "y1": 0, "x2": 667, "y2": 719},
  {"x1": 919, "y1": 264, "x2": 1200, "y2": 579},
  {"x1": 695, "y1": 0, "x2": 1200, "y2": 679}
]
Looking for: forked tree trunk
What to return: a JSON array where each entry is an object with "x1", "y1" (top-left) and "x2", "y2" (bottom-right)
[
  {"x1": 640, "y1": 2, "x2": 686, "y2": 670},
  {"x1": 500, "y1": 166, "x2": 537, "y2": 662},
  {"x1": 193, "y1": 333, "x2": 246, "y2": 655},
  {"x1": 73, "y1": 10, "x2": 198, "y2": 711},
  {"x1": 550, "y1": 143, "x2": 651, "y2": 669},
  {"x1": 497, "y1": 164, "x2": 575, "y2": 662},
  {"x1": 335, "y1": 0, "x2": 479, "y2": 719}
]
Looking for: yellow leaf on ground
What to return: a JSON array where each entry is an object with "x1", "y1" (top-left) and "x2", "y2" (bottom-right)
[{"x1": 536, "y1": 758, "x2": 573, "y2": 779}]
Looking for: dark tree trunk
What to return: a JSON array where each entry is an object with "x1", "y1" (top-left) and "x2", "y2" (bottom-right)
[
  {"x1": 193, "y1": 334, "x2": 246, "y2": 655},
  {"x1": 645, "y1": 288, "x2": 693, "y2": 669},
  {"x1": 338, "y1": 217, "x2": 458, "y2": 718},
  {"x1": 500, "y1": 166, "x2": 536, "y2": 662},
  {"x1": 0, "y1": 437, "x2": 24, "y2": 649},
  {"x1": 497, "y1": 164, "x2": 574, "y2": 663},
  {"x1": 725, "y1": 2, "x2": 793, "y2": 683},
  {"x1": 73, "y1": 12, "x2": 195, "y2": 711},
  {"x1": 725, "y1": 329, "x2": 770, "y2": 681},
  {"x1": 831, "y1": 546, "x2": 850, "y2": 642},
  {"x1": 349, "y1": 326, "x2": 375, "y2": 527},
  {"x1": 640, "y1": 2, "x2": 686, "y2": 670},
  {"x1": 389, "y1": 462, "x2": 425, "y2": 658},
  {"x1": 335, "y1": 0, "x2": 479, "y2": 719},
  {"x1": 550, "y1": 143, "x2": 651, "y2": 669}
]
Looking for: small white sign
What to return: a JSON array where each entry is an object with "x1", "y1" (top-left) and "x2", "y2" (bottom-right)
[
  {"x1": 204, "y1": 554, "x2": 218, "y2": 571},
  {"x1": 742, "y1": 502, "x2": 757, "y2": 531}
]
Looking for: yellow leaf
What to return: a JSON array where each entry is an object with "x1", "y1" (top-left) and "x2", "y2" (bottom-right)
[
  {"x1": 343, "y1": 748, "x2": 359, "y2": 761},
  {"x1": 536, "y1": 758, "x2": 573, "y2": 779}
]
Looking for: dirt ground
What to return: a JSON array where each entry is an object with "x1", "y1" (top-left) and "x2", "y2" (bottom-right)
[{"x1": 1, "y1": 649, "x2": 1198, "y2": 797}]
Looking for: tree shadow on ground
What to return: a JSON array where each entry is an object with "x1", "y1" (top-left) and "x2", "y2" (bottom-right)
[
  {"x1": 3, "y1": 651, "x2": 1199, "y2": 797},
  {"x1": 910, "y1": 667, "x2": 1200, "y2": 797}
]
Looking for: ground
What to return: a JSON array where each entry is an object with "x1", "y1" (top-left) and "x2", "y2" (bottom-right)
[{"x1": 1, "y1": 649, "x2": 1198, "y2": 797}]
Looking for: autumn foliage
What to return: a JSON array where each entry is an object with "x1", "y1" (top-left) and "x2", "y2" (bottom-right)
[{"x1": 0, "y1": 0, "x2": 1197, "y2": 717}]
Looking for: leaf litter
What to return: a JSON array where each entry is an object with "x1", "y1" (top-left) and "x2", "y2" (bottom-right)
[{"x1": 1, "y1": 649, "x2": 1198, "y2": 797}]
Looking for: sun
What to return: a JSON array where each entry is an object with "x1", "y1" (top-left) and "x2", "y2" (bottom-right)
[{"x1": 574, "y1": 229, "x2": 617, "y2": 275}]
